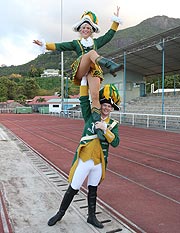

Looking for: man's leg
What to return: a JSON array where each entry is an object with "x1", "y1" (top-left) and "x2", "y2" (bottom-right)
[
  {"x1": 87, "y1": 185, "x2": 104, "y2": 228},
  {"x1": 48, "y1": 185, "x2": 78, "y2": 226}
]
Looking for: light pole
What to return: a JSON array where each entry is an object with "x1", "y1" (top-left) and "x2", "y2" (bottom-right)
[
  {"x1": 173, "y1": 75, "x2": 176, "y2": 96},
  {"x1": 156, "y1": 38, "x2": 165, "y2": 116},
  {"x1": 60, "y1": 0, "x2": 64, "y2": 111},
  {"x1": 123, "y1": 51, "x2": 126, "y2": 113}
]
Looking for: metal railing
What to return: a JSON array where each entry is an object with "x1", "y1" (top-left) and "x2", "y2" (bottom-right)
[
  {"x1": 1, "y1": 107, "x2": 179, "y2": 131},
  {"x1": 49, "y1": 110, "x2": 180, "y2": 132},
  {"x1": 0, "y1": 108, "x2": 14, "y2": 113},
  {"x1": 111, "y1": 112, "x2": 180, "y2": 131}
]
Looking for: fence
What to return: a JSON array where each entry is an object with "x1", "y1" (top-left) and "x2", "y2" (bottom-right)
[
  {"x1": 49, "y1": 110, "x2": 180, "y2": 131},
  {"x1": 0, "y1": 108, "x2": 14, "y2": 113},
  {"x1": 1, "y1": 108, "x2": 179, "y2": 131}
]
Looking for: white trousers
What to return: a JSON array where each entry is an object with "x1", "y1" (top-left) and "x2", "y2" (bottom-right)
[{"x1": 71, "y1": 159, "x2": 102, "y2": 190}]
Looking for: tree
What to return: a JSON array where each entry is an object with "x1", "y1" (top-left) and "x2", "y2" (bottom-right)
[
  {"x1": 23, "y1": 78, "x2": 40, "y2": 99},
  {"x1": 36, "y1": 97, "x2": 46, "y2": 103},
  {"x1": 28, "y1": 65, "x2": 44, "y2": 77},
  {"x1": 16, "y1": 95, "x2": 27, "y2": 105},
  {"x1": 9, "y1": 73, "x2": 22, "y2": 79},
  {"x1": 145, "y1": 74, "x2": 180, "y2": 93},
  {"x1": 7, "y1": 80, "x2": 18, "y2": 100},
  {"x1": 0, "y1": 85, "x2": 8, "y2": 101},
  {"x1": 0, "y1": 77, "x2": 8, "y2": 100}
]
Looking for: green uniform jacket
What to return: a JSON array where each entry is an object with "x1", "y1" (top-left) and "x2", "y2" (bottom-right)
[
  {"x1": 46, "y1": 22, "x2": 119, "y2": 55},
  {"x1": 46, "y1": 22, "x2": 119, "y2": 85},
  {"x1": 68, "y1": 86, "x2": 120, "y2": 183}
]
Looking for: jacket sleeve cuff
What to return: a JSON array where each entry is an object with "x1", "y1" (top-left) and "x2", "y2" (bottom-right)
[
  {"x1": 46, "y1": 43, "x2": 56, "y2": 50},
  {"x1": 80, "y1": 86, "x2": 89, "y2": 97},
  {"x1": 110, "y1": 21, "x2": 119, "y2": 31},
  {"x1": 104, "y1": 129, "x2": 115, "y2": 143}
]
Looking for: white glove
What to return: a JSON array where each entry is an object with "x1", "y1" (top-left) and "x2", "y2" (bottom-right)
[
  {"x1": 33, "y1": 39, "x2": 46, "y2": 54},
  {"x1": 95, "y1": 121, "x2": 107, "y2": 133},
  {"x1": 111, "y1": 15, "x2": 123, "y2": 25},
  {"x1": 40, "y1": 38, "x2": 46, "y2": 54}
]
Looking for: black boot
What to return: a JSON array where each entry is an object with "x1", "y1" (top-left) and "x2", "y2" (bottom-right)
[
  {"x1": 96, "y1": 56, "x2": 123, "y2": 77},
  {"x1": 87, "y1": 185, "x2": 104, "y2": 229},
  {"x1": 48, "y1": 185, "x2": 78, "y2": 226},
  {"x1": 91, "y1": 107, "x2": 105, "y2": 141}
]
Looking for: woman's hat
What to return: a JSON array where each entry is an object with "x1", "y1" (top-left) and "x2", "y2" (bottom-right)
[
  {"x1": 72, "y1": 11, "x2": 100, "y2": 33},
  {"x1": 99, "y1": 84, "x2": 121, "y2": 111}
]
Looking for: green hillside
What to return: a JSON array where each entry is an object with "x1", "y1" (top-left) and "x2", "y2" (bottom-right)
[{"x1": 1, "y1": 15, "x2": 180, "y2": 77}]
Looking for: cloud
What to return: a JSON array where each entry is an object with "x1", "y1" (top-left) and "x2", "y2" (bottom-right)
[{"x1": 0, "y1": 0, "x2": 179, "y2": 66}]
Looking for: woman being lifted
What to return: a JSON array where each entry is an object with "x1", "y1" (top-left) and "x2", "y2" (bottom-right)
[{"x1": 33, "y1": 6, "x2": 123, "y2": 140}]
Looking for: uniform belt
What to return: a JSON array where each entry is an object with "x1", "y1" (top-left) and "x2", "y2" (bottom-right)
[{"x1": 80, "y1": 134, "x2": 98, "y2": 142}]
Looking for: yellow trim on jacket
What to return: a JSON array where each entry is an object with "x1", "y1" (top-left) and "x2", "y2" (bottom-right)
[
  {"x1": 80, "y1": 85, "x2": 89, "y2": 96},
  {"x1": 46, "y1": 43, "x2": 56, "y2": 50},
  {"x1": 111, "y1": 21, "x2": 119, "y2": 31},
  {"x1": 68, "y1": 140, "x2": 106, "y2": 183}
]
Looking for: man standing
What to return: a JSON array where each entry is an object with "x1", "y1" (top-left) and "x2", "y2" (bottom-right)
[{"x1": 48, "y1": 77, "x2": 120, "y2": 229}]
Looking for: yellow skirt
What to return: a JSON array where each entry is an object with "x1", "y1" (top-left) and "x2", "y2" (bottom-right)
[{"x1": 71, "y1": 56, "x2": 104, "y2": 86}]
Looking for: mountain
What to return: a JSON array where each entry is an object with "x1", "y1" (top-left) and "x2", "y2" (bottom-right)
[
  {"x1": 0, "y1": 15, "x2": 180, "y2": 77},
  {"x1": 99, "y1": 15, "x2": 180, "y2": 55}
]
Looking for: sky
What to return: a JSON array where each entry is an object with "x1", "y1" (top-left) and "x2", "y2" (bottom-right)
[{"x1": 0, "y1": 0, "x2": 179, "y2": 66}]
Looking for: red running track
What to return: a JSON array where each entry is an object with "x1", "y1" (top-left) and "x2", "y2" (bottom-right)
[
  {"x1": 0, "y1": 114, "x2": 180, "y2": 233},
  {"x1": 0, "y1": 191, "x2": 13, "y2": 233}
]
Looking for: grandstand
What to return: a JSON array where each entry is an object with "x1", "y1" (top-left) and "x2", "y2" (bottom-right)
[
  {"x1": 125, "y1": 94, "x2": 180, "y2": 115},
  {"x1": 116, "y1": 94, "x2": 180, "y2": 131},
  {"x1": 103, "y1": 25, "x2": 180, "y2": 114}
]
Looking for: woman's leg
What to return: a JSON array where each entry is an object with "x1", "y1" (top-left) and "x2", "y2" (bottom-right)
[
  {"x1": 86, "y1": 73, "x2": 106, "y2": 140},
  {"x1": 86, "y1": 72, "x2": 106, "y2": 140},
  {"x1": 76, "y1": 50, "x2": 102, "y2": 109},
  {"x1": 76, "y1": 50, "x2": 106, "y2": 140},
  {"x1": 87, "y1": 73, "x2": 101, "y2": 109},
  {"x1": 75, "y1": 49, "x2": 123, "y2": 81},
  {"x1": 76, "y1": 50, "x2": 100, "y2": 80}
]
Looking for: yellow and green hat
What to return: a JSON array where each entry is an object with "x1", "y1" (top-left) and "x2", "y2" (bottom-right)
[
  {"x1": 99, "y1": 84, "x2": 121, "y2": 111},
  {"x1": 72, "y1": 11, "x2": 100, "y2": 33}
]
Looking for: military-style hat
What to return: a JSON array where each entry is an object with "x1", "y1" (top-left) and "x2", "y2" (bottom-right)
[
  {"x1": 72, "y1": 11, "x2": 100, "y2": 33},
  {"x1": 99, "y1": 84, "x2": 121, "y2": 111}
]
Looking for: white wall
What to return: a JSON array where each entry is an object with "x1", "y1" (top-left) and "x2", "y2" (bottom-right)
[
  {"x1": 103, "y1": 70, "x2": 144, "y2": 102},
  {"x1": 49, "y1": 104, "x2": 62, "y2": 113}
]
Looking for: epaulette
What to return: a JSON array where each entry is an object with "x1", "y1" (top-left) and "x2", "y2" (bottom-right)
[{"x1": 108, "y1": 120, "x2": 118, "y2": 131}]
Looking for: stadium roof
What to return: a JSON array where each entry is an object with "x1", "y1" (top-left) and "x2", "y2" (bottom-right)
[{"x1": 109, "y1": 25, "x2": 180, "y2": 78}]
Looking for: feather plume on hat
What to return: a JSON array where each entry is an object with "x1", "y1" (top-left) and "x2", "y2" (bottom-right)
[{"x1": 99, "y1": 84, "x2": 121, "y2": 111}]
